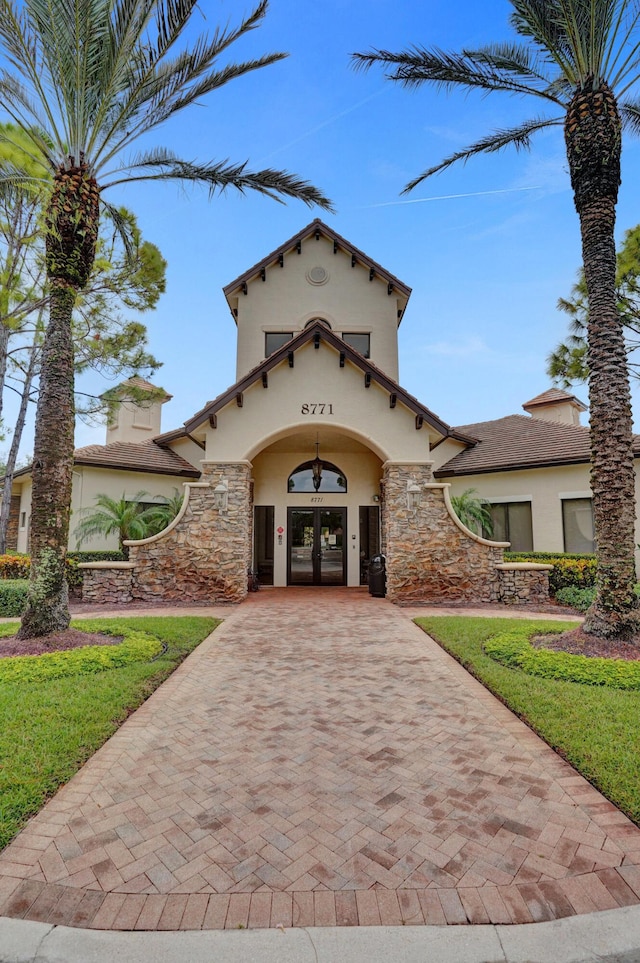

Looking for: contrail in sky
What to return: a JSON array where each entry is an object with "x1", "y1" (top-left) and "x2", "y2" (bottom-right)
[
  {"x1": 258, "y1": 88, "x2": 388, "y2": 162},
  {"x1": 362, "y1": 186, "x2": 542, "y2": 208}
]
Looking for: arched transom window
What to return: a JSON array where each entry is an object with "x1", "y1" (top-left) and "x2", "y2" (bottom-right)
[{"x1": 288, "y1": 461, "x2": 347, "y2": 493}]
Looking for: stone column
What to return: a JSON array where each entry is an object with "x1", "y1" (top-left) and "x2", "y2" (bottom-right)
[
  {"x1": 127, "y1": 461, "x2": 253, "y2": 604},
  {"x1": 382, "y1": 462, "x2": 505, "y2": 603}
]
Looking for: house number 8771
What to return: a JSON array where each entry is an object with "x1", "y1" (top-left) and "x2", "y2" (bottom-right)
[{"x1": 301, "y1": 403, "x2": 333, "y2": 415}]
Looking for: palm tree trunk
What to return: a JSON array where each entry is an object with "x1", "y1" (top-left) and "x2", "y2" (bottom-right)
[
  {"x1": 566, "y1": 82, "x2": 638, "y2": 639},
  {"x1": 17, "y1": 282, "x2": 76, "y2": 638}
]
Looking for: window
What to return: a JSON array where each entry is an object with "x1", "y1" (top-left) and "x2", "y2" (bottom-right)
[
  {"x1": 489, "y1": 502, "x2": 533, "y2": 552},
  {"x1": 562, "y1": 498, "x2": 595, "y2": 553},
  {"x1": 288, "y1": 461, "x2": 347, "y2": 493},
  {"x1": 342, "y1": 333, "x2": 370, "y2": 358},
  {"x1": 265, "y1": 332, "x2": 293, "y2": 356},
  {"x1": 19, "y1": 512, "x2": 26, "y2": 529}
]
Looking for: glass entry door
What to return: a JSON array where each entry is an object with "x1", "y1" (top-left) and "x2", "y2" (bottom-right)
[{"x1": 288, "y1": 508, "x2": 346, "y2": 585}]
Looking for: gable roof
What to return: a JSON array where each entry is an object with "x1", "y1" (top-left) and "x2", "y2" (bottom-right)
[
  {"x1": 184, "y1": 320, "x2": 474, "y2": 444},
  {"x1": 222, "y1": 219, "x2": 412, "y2": 325},
  {"x1": 435, "y1": 413, "x2": 640, "y2": 477}
]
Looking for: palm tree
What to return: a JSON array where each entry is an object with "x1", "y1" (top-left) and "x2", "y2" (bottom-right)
[
  {"x1": 0, "y1": 0, "x2": 332, "y2": 639},
  {"x1": 141, "y1": 489, "x2": 184, "y2": 536},
  {"x1": 353, "y1": 0, "x2": 640, "y2": 640},
  {"x1": 450, "y1": 489, "x2": 494, "y2": 538},
  {"x1": 74, "y1": 491, "x2": 158, "y2": 554}
]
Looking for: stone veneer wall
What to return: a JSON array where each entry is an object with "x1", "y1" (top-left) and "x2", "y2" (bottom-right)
[
  {"x1": 383, "y1": 462, "x2": 505, "y2": 603},
  {"x1": 126, "y1": 461, "x2": 252, "y2": 603},
  {"x1": 496, "y1": 564, "x2": 551, "y2": 605},
  {"x1": 80, "y1": 563, "x2": 135, "y2": 604}
]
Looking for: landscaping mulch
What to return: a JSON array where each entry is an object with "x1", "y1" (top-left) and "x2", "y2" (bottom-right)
[
  {"x1": 532, "y1": 626, "x2": 640, "y2": 661},
  {"x1": 0, "y1": 629, "x2": 121, "y2": 659}
]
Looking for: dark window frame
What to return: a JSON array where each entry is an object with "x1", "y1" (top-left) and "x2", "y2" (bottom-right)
[
  {"x1": 342, "y1": 332, "x2": 370, "y2": 359},
  {"x1": 265, "y1": 332, "x2": 293, "y2": 357},
  {"x1": 487, "y1": 501, "x2": 533, "y2": 552}
]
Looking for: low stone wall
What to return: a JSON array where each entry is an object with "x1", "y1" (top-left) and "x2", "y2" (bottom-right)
[
  {"x1": 383, "y1": 463, "x2": 507, "y2": 603},
  {"x1": 382, "y1": 463, "x2": 551, "y2": 606},
  {"x1": 495, "y1": 563, "x2": 552, "y2": 605},
  {"x1": 78, "y1": 562, "x2": 135, "y2": 604},
  {"x1": 125, "y1": 462, "x2": 252, "y2": 604}
]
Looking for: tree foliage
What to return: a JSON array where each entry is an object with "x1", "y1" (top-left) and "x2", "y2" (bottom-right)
[
  {"x1": 450, "y1": 489, "x2": 494, "y2": 537},
  {"x1": 74, "y1": 490, "x2": 183, "y2": 553},
  {"x1": 548, "y1": 224, "x2": 640, "y2": 386},
  {"x1": 353, "y1": 0, "x2": 640, "y2": 639}
]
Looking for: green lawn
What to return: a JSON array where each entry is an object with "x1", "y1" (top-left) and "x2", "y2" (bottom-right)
[
  {"x1": 0, "y1": 616, "x2": 219, "y2": 850},
  {"x1": 415, "y1": 616, "x2": 640, "y2": 826}
]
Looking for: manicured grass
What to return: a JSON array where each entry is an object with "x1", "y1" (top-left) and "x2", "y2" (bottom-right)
[
  {"x1": 0, "y1": 616, "x2": 219, "y2": 850},
  {"x1": 414, "y1": 616, "x2": 640, "y2": 826}
]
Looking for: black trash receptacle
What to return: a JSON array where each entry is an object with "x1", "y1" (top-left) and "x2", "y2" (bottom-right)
[{"x1": 368, "y1": 554, "x2": 386, "y2": 597}]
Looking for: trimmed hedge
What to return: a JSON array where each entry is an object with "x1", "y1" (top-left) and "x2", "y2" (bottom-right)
[
  {"x1": 484, "y1": 629, "x2": 640, "y2": 689},
  {"x1": 0, "y1": 579, "x2": 29, "y2": 616},
  {"x1": 0, "y1": 629, "x2": 162, "y2": 684}
]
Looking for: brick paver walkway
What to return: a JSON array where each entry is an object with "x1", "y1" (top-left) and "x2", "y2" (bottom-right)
[{"x1": 1, "y1": 588, "x2": 640, "y2": 930}]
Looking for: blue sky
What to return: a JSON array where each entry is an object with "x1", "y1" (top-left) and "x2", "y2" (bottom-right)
[{"x1": 29, "y1": 0, "x2": 640, "y2": 448}]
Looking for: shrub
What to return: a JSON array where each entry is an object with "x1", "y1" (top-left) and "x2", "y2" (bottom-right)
[
  {"x1": 555, "y1": 586, "x2": 596, "y2": 611},
  {"x1": 484, "y1": 629, "x2": 640, "y2": 689},
  {"x1": 0, "y1": 579, "x2": 29, "y2": 616},
  {"x1": 0, "y1": 630, "x2": 162, "y2": 684},
  {"x1": 0, "y1": 555, "x2": 31, "y2": 580},
  {"x1": 505, "y1": 552, "x2": 597, "y2": 593}
]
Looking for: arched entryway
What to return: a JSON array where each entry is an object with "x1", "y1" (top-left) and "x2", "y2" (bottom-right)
[{"x1": 249, "y1": 426, "x2": 384, "y2": 587}]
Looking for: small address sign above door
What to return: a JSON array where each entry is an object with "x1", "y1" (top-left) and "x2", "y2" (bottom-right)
[{"x1": 301, "y1": 403, "x2": 334, "y2": 415}]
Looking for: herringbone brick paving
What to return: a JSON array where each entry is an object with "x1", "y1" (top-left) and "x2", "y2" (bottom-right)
[{"x1": 1, "y1": 588, "x2": 640, "y2": 929}]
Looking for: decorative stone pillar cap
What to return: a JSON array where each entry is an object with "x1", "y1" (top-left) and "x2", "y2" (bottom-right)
[
  {"x1": 496, "y1": 562, "x2": 553, "y2": 571},
  {"x1": 77, "y1": 561, "x2": 136, "y2": 570}
]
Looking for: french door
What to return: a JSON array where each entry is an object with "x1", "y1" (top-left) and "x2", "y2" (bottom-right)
[{"x1": 288, "y1": 508, "x2": 346, "y2": 585}]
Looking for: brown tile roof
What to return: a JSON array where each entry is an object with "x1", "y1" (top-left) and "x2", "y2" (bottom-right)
[
  {"x1": 522, "y1": 388, "x2": 586, "y2": 411},
  {"x1": 73, "y1": 440, "x2": 200, "y2": 477},
  {"x1": 102, "y1": 377, "x2": 173, "y2": 402},
  {"x1": 435, "y1": 414, "x2": 640, "y2": 477}
]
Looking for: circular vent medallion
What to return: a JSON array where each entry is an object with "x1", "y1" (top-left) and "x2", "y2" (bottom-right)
[{"x1": 307, "y1": 265, "x2": 329, "y2": 285}]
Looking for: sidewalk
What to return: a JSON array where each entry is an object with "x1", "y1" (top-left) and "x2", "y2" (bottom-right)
[{"x1": 0, "y1": 590, "x2": 639, "y2": 961}]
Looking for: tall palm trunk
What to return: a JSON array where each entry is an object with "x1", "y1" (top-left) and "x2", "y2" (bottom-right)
[
  {"x1": 565, "y1": 82, "x2": 639, "y2": 638},
  {"x1": 18, "y1": 163, "x2": 99, "y2": 639}
]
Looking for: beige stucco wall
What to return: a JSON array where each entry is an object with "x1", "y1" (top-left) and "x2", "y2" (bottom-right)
[
  {"x1": 234, "y1": 235, "x2": 402, "y2": 381},
  {"x1": 446, "y1": 463, "x2": 603, "y2": 554},
  {"x1": 207, "y1": 341, "x2": 434, "y2": 464},
  {"x1": 15, "y1": 467, "x2": 190, "y2": 553},
  {"x1": 164, "y1": 435, "x2": 204, "y2": 470},
  {"x1": 106, "y1": 399, "x2": 164, "y2": 444}
]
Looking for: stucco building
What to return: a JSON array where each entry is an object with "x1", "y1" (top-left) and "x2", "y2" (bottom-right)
[{"x1": 9, "y1": 219, "x2": 633, "y2": 603}]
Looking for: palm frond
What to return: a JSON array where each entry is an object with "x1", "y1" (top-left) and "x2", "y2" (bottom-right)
[
  {"x1": 103, "y1": 152, "x2": 334, "y2": 210},
  {"x1": 402, "y1": 116, "x2": 561, "y2": 193},
  {"x1": 352, "y1": 44, "x2": 564, "y2": 103}
]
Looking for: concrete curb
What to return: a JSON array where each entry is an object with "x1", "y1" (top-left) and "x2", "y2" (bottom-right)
[{"x1": 3, "y1": 905, "x2": 640, "y2": 963}]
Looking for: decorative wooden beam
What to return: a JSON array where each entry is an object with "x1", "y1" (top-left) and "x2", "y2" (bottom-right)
[
  {"x1": 236, "y1": 393, "x2": 243, "y2": 408},
  {"x1": 387, "y1": 282, "x2": 394, "y2": 295},
  {"x1": 415, "y1": 415, "x2": 424, "y2": 430},
  {"x1": 241, "y1": 281, "x2": 247, "y2": 295},
  {"x1": 339, "y1": 352, "x2": 345, "y2": 368},
  {"x1": 260, "y1": 267, "x2": 266, "y2": 281},
  {"x1": 314, "y1": 332, "x2": 321, "y2": 349},
  {"x1": 296, "y1": 240, "x2": 302, "y2": 254},
  {"x1": 369, "y1": 267, "x2": 376, "y2": 281},
  {"x1": 333, "y1": 240, "x2": 339, "y2": 254},
  {"x1": 364, "y1": 372, "x2": 371, "y2": 388},
  {"x1": 278, "y1": 252, "x2": 284, "y2": 267},
  {"x1": 209, "y1": 414, "x2": 217, "y2": 429},
  {"x1": 389, "y1": 393, "x2": 397, "y2": 409},
  {"x1": 315, "y1": 226, "x2": 321, "y2": 240},
  {"x1": 288, "y1": 351, "x2": 294, "y2": 368},
  {"x1": 351, "y1": 253, "x2": 357, "y2": 267},
  {"x1": 262, "y1": 372, "x2": 268, "y2": 388},
  {"x1": 232, "y1": 308, "x2": 238, "y2": 317}
]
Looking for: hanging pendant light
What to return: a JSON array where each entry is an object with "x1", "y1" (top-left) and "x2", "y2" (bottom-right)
[{"x1": 311, "y1": 435, "x2": 323, "y2": 492}]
